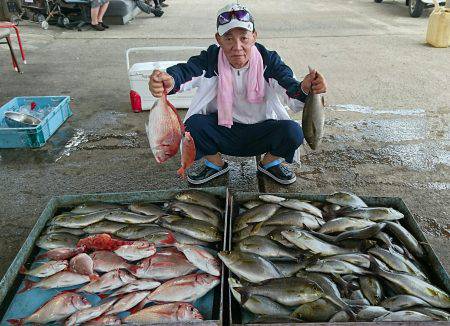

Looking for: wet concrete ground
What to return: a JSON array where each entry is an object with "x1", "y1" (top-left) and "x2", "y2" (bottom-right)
[{"x1": 0, "y1": 0, "x2": 449, "y2": 278}]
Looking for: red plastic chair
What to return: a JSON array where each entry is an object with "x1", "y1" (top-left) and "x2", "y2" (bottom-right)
[{"x1": 0, "y1": 22, "x2": 26, "y2": 73}]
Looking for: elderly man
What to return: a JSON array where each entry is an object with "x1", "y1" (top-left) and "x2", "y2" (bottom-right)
[{"x1": 149, "y1": 3, "x2": 327, "y2": 185}]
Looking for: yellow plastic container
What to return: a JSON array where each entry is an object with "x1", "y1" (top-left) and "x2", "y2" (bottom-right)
[{"x1": 426, "y1": 2, "x2": 450, "y2": 48}]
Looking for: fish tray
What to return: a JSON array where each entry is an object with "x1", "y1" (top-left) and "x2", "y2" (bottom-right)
[
  {"x1": 0, "y1": 187, "x2": 229, "y2": 325},
  {"x1": 0, "y1": 96, "x2": 72, "y2": 148},
  {"x1": 227, "y1": 192, "x2": 450, "y2": 326}
]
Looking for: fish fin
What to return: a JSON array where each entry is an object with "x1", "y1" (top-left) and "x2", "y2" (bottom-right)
[
  {"x1": 18, "y1": 266, "x2": 27, "y2": 275},
  {"x1": 17, "y1": 279, "x2": 35, "y2": 294},
  {"x1": 250, "y1": 222, "x2": 264, "y2": 235},
  {"x1": 89, "y1": 274, "x2": 100, "y2": 282},
  {"x1": 234, "y1": 287, "x2": 250, "y2": 305},
  {"x1": 368, "y1": 256, "x2": 382, "y2": 273},
  {"x1": 7, "y1": 319, "x2": 23, "y2": 326},
  {"x1": 321, "y1": 210, "x2": 336, "y2": 221},
  {"x1": 298, "y1": 253, "x2": 321, "y2": 269},
  {"x1": 128, "y1": 265, "x2": 139, "y2": 274},
  {"x1": 334, "y1": 206, "x2": 353, "y2": 217}
]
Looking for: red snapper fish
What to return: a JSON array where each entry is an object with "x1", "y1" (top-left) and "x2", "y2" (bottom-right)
[
  {"x1": 77, "y1": 233, "x2": 133, "y2": 251},
  {"x1": 114, "y1": 241, "x2": 156, "y2": 261},
  {"x1": 123, "y1": 302, "x2": 203, "y2": 324},
  {"x1": 17, "y1": 271, "x2": 91, "y2": 293},
  {"x1": 8, "y1": 292, "x2": 91, "y2": 325},
  {"x1": 78, "y1": 270, "x2": 135, "y2": 294},
  {"x1": 19, "y1": 260, "x2": 68, "y2": 278},
  {"x1": 36, "y1": 246, "x2": 86, "y2": 261},
  {"x1": 90, "y1": 250, "x2": 133, "y2": 273},
  {"x1": 177, "y1": 131, "x2": 196, "y2": 178},
  {"x1": 146, "y1": 94, "x2": 182, "y2": 163},
  {"x1": 129, "y1": 248, "x2": 196, "y2": 280},
  {"x1": 146, "y1": 273, "x2": 220, "y2": 302},
  {"x1": 65, "y1": 298, "x2": 117, "y2": 326}
]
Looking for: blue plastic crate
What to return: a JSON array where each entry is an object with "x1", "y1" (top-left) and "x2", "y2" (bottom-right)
[{"x1": 0, "y1": 96, "x2": 72, "y2": 148}]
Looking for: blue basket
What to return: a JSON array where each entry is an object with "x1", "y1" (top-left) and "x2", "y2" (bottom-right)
[{"x1": 0, "y1": 96, "x2": 72, "y2": 148}]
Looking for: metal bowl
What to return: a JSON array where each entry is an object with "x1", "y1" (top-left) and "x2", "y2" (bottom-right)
[{"x1": 4, "y1": 111, "x2": 42, "y2": 128}]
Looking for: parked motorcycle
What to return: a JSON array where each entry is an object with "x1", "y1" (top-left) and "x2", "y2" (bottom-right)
[{"x1": 135, "y1": 0, "x2": 164, "y2": 17}]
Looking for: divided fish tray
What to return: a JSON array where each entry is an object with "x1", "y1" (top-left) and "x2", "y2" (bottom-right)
[
  {"x1": 227, "y1": 192, "x2": 450, "y2": 326},
  {"x1": 0, "y1": 187, "x2": 229, "y2": 325}
]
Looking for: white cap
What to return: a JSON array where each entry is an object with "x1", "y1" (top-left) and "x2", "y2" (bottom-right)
[{"x1": 217, "y1": 3, "x2": 254, "y2": 36}]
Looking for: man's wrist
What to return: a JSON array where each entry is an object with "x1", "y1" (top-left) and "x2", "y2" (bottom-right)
[
  {"x1": 300, "y1": 81, "x2": 309, "y2": 96},
  {"x1": 168, "y1": 76, "x2": 175, "y2": 92}
]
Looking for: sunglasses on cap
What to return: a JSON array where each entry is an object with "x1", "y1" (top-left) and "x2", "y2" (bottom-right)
[{"x1": 217, "y1": 9, "x2": 253, "y2": 26}]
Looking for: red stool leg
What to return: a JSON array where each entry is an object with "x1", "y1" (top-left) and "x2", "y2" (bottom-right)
[
  {"x1": 12, "y1": 26, "x2": 26, "y2": 64},
  {"x1": 5, "y1": 35, "x2": 21, "y2": 73}
]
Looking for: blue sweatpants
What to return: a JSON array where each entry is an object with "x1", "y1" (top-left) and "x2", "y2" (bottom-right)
[{"x1": 185, "y1": 113, "x2": 304, "y2": 163}]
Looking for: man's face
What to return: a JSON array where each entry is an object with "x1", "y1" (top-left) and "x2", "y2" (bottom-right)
[{"x1": 216, "y1": 28, "x2": 257, "y2": 69}]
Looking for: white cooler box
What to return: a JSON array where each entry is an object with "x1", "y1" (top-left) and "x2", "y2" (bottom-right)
[{"x1": 126, "y1": 46, "x2": 204, "y2": 112}]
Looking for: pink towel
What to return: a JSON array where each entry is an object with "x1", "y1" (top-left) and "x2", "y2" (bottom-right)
[{"x1": 217, "y1": 45, "x2": 265, "y2": 128}]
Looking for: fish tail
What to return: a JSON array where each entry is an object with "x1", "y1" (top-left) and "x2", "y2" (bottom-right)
[
  {"x1": 129, "y1": 297, "x2": 149, "y2": 314},
  {"x1": 35, "y1": 253, "x2": 46, "y2": 260},
  {"x1": 17, "y1": 279, "x2": 35, "y2": 294},
  {"x1": 234, "y1": 287, "x2": 250, "y2": 305},
  {"x1": 97, "y1": 293, "x2": 109, "y2": 299},
  {"x1": 346, "y1": 308, "x2": 357, "y2": 322},
  {"x1": 368, "y1": 256, "x2": 382, "y2": 273},
  {"x1": 7, "y1": 319, "x2": 23, "y2": 326},
  {"x1": 297, "y1": 253, "x2": 321, "y2": 269},
  {"x1": 128, "y1": 265, "x2": 139, "y2": 275},
  {"x1": 177, "y1": 167, "x2": 186, "y2": 179},
  {"x1": 325, "y1": 295, "x2": 357, "y2": 321}
]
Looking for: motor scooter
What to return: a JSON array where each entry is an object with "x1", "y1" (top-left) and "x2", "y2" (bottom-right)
[{"x1": 135, "y1": 0, "x2": 163, "y2": 17}]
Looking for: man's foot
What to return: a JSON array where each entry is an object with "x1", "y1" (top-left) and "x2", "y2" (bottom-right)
[
  {"x1": 187, "y1": 161, "x2": 230, "y2": 185},
  {"x1": 99, "y1": 22, "x2": 109, "y2": 28},
  {"x1": 257, "y1": 159, "x2": 296, "y2": 185},
  {"x1": 91, "y1": 23, "x2": 105, "y2": 31}
]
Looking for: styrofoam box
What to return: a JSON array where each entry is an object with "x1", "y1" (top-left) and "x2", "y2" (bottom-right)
[{"x1": 128, "y1": 61, "x2": 197, "y2": 110}]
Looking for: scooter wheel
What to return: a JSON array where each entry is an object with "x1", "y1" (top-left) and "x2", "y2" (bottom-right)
[
  {"x1": 41, "y1": 20, "x2": 49, "y2": 29},
  {"x1": 63, "y1": 17, "x2": 70, "y2": 27},
  {"x1": 409, "y1": 0, "x2": 424, "y2": 17}
]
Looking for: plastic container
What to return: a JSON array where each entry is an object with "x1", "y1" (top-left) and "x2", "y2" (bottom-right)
[
  {"x1": 0, "y1": 96, "x2": 72, "y2": 148},
  {"x1": 126, "y1": 46, "x2": 204, "y2": 112},
  {"x1": 426, "y1": 2, "x2": 450, "y2": 48},
  {"x1": 228, "y1": 192, "x2": 450, "y2": 325},
  {"x1": 0, "y1": 187, "x2": 229, "y2": 325}
]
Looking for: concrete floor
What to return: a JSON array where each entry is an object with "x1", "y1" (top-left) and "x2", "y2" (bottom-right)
[{"x1": 0, "y1": 0, "x2": 449, "y2": 280}]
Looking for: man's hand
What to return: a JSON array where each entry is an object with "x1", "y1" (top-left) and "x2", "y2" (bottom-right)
[
  {"x1": 148, "y1": 69, "x2": 175, "y2": 98},
  {"x1": 301, "y1": 68, "x2": 327, "y2": 95}
]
